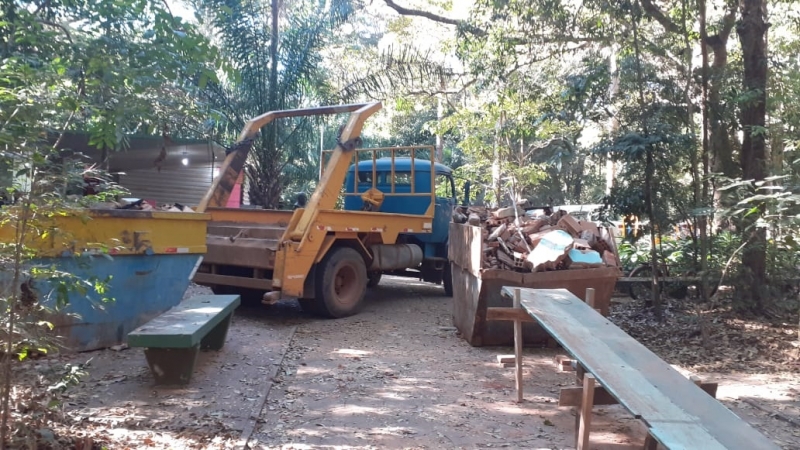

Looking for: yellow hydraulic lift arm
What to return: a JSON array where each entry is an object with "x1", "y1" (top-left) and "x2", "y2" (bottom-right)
[{"x1": 195, "y1": 102, "x2": 382, "y2": 214}]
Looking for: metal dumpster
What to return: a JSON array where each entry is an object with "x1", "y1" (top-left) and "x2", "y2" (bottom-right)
[
  {"x1": 449, "y1": 222, "x2": 621, "y2": 346},
  {"x1": 1, "y1": 208, "x2": 209, "y2": 351}
]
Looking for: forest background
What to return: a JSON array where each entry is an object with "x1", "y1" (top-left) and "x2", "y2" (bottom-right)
[
  {"x1": 2, "y1": 0, "x2": 800, "y2": 445},
  {"x1": 1, "y1": 0, "x2": 797, "y2": 324}
]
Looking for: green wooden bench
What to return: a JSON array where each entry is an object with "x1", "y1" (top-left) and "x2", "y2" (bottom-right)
[
  {"x1": 128, "y1": 294, "x2": 241, "y2": 385},
  {"x1": 498, "y1": 286, "x2": 780, "y2": 450}
]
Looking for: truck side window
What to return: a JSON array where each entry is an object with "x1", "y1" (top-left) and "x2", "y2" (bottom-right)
[
  {"x1": 435, "y1": 174, "x2": 454, "y2": 198},
  {"x1": 358, "y1": 172, "x2": 373, "y2": 184},
  {"x1": 393, "y1": 172, "x2": 412, "y2": 185}
]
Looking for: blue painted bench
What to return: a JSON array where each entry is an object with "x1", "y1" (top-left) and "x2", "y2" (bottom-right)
[
  {"x1": 128, "y1": 294, "x2": 241, "y2": 385},
  {"x1": 498, "y1": 287, "x2": 779, "y2": 450}
]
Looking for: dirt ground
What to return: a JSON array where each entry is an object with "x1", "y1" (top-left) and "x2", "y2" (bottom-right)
[{"x1": 18, "y1": 277, "x2": 800, "y2": 449}]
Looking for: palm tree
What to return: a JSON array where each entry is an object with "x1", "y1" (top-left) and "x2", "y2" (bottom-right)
[{"x1": 193, "y1": 0, "x2": 357, "y2": 207}]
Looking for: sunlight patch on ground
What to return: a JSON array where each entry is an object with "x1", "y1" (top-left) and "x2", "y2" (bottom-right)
[
  {"x1": 374, "y1": 391, "x2": 411, "y2": 401},
  {"x1": 329, "y1": 404, "x2": 388, "y2": 416},
  {"x1": 295, "y1": 365, "x2": 330, "y2": 376},
  {"x1": 333, "y1": 348, "x2": 372, "y2": 357}
]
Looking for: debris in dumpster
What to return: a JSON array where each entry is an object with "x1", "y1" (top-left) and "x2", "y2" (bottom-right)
[
  {"x1": 452, "y1": 205, "x2": 618, "y2": 272},
  {"x1": 91, "y1": 198, "x2": 197, "y2": 213}
]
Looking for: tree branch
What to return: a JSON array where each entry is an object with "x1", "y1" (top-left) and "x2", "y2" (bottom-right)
[
  {"x1": 37, "y1": 19, "x2": 73, "y2": 43},
  {"x1": 382, "y1": 0, "x2": 486, "y2": 36},
  {"x1": 640, "y1": 0, "x2": 681, "y2": 34}
]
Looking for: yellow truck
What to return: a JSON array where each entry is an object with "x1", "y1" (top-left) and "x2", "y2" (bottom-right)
[{"x1": 193, "y1": 102, "x2": 458, "y2": 317}]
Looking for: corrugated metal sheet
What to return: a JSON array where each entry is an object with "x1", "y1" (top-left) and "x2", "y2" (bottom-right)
[{"x1": 120, "y1": 165, "x2": 216, "y2": 206}]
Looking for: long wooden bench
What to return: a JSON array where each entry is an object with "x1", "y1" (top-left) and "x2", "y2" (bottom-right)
[
  {"x1": 494, "y1": 286, "x2": 780, "y2": 450},
  {"x1": 128, "y1": 294, "x2": 241, "y2": 385}
]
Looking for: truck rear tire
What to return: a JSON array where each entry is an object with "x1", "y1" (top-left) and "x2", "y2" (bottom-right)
[
  {"x1": 315, "y1": 247, "x2": 367, "y2": 318},
  {"x1": 443, "y1": 262, "x2": 453, "y2": 297}
]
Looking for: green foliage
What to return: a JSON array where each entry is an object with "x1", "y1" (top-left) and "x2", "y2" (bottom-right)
[
  {"x1": 715, "y1": 175, "x2": 800, "y2": 307},
  {"x1": 0, "y1": 0, "x2": 218, "y2": 444},
  {"x1": 195, "y1": 0, "x2": 358, "y2": 207}
]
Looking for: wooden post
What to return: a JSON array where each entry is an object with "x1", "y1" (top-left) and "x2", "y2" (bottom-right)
[
  {"x1": 577, "y1": 373, "x2": 596, "y2": 450},
  {"x1": 513, "y1": 288, "x2": 524, "y2": 402},
  {"x1": 585, "y1": 287, "x2": 598, "y2": 313},
  {"x1": 643, "y1": 434, "x2": 659, "y2": 450}
]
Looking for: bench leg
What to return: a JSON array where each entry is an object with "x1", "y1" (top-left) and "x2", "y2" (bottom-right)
[
  {"x1": 643, "y1": 433, "x2": 659, "y2": 450},
  {"x1": 577, "y1": 373, "x2": 596, "y2": 450},
  {"x1": 201, "y1": 312, "x2": 233, "y2": 351},
  {"x1": 144, "y1": 345, "x2": 199, "y2": 385}
]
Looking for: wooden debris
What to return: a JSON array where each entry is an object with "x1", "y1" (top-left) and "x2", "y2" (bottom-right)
[
  {"x1": 456, "y1": 205, "x2": 619, "y2": 273},
  {"x1": 554, "y1": 355, "x2": 575, "y2": 372},
  {"x1": 497, "y1": 354, "x2": 516, "y2": 364}
]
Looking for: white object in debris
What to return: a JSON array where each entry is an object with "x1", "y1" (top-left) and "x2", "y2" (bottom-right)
[{"x1": 526, "y1": 229, "x2": 573, "y2": 271}]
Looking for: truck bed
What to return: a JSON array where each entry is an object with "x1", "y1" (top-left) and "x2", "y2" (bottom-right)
[
  {"x1": 204, "y1": 221, "x2": 284, "y2": 269},
  {"x1": 193, "y1": 208, "x2": 293, "y2": 293}
]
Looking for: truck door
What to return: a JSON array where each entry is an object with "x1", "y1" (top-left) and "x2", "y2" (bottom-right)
[{"x1": 432, "y1": 172, "x2": 456, "y2": 245}]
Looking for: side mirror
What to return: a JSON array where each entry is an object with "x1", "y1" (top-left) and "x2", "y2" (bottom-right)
[{"x1": 462, "y1": 180, "x2": 471, "y2": 206}]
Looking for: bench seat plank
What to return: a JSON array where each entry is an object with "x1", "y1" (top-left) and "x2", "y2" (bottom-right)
[
  {"x1": 128, "y1": 294, "x2": 241, "y2": 349},
  {"x1": 504, "y1": 287, "x2": 779, "y2": 450}
]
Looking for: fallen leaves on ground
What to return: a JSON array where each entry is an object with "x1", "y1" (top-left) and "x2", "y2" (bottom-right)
[{"x1": 609, "y1": 292, "x2": 800, "y2": 374}]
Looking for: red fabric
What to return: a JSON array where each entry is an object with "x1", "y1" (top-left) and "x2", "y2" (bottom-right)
[{"x1": 226, "y1": 172, "x2": 243, "y2": 208}]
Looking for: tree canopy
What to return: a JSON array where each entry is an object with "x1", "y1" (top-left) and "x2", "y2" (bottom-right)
[{"x1": 4, "y1": 0, "x2": 798, "y2": 312}]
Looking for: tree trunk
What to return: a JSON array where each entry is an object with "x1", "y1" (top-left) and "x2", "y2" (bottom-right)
[
  {"x1": 606, "y1": 43, "x2": 620, "y2": 195},
  {"x1": 737, "y1": 0, "x2": 769, "y2": 311},
  {"x1": 248, "y1": 0, "x2": 282, "y2": 208}
]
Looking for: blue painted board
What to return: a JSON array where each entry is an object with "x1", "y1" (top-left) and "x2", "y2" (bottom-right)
[
  {"x1": 503, "y1": 287, "x2": 780, "y2": 450},
  {"x1": 128, "y1": 294, "x2": 240, "y2": 348}
]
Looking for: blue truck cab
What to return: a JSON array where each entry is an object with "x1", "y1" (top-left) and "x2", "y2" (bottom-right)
[{"x1": 343, "y1": 157, "x2": 456, "y2": 293}]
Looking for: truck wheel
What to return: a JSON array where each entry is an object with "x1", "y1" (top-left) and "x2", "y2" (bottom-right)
[
  {"x1": 443, "y1": 262, "x2": 453, "y2": 297},
  {"x1": 367, "y1": 272, "x2": 382, "y2": 288},
  {"x1": 315, "y1": 247, "x2": 367, "y2": 318}
]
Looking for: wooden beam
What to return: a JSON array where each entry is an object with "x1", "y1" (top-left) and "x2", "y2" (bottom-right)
[
  {"x1": 577, "y1": 374, "x2": 596, "y2": 450},
  {"x1": 560, "y1": 385, "x2": 618, "y2": 407},
  {"x1": 486, "y1": 307, "x2": 536, "y2": 322},
  {"x1": 585, "y1": 287, "x2": 596, "y2": 309},
  {"x1": 193, "y1": 273, "x2": 273, "y2": 290},
  {"x1": 559, "y1": 382, "x2": 719, "y2": 407},
  {"x1": 585, "y1": 287, "x2": 601, "y2": 314},
  {"x1": 644, "y1": 433, "x2": 659, "y2": 450},
  {"x1": 513, "y1": 288, "x2": 524, "y2": 403}
]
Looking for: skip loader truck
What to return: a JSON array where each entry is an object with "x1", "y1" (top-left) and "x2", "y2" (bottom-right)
[{"x1": 193, "y1": 102, "x2": 457, "y2": 318}]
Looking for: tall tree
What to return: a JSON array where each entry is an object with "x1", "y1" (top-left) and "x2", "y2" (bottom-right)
[
  {"x1": 736, "y1": 0, "x2": 769, "y2": 309},
  {"x1": 195, "y1": 0, "x2": 357, "y2": 207}
]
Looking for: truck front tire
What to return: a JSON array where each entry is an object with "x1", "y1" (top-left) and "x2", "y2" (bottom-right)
[{"x1": 314, "y1": 247, "x2": 367, "y2": 318}]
